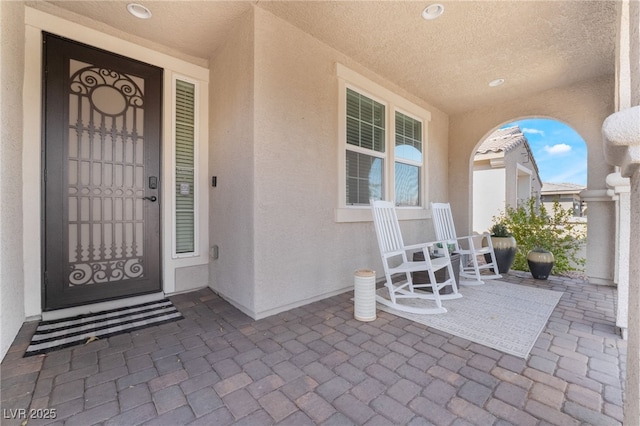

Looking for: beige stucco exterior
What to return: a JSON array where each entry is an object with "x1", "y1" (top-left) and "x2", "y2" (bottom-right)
[
  {"x1": 208, "y1": 10, "x2": 257, "y2": 316},
  {"x1": 0, "y1": 1, "x2": 631, "y2": 381},
  {"x1": 209, "y1": 8, "x2": 449, "y2": 318},
  {"x1": 0, "y1": 1, "x2": 26, "y2": 360},
  {"x1": 606, "y1": 1, "x2": 640, "y2": 423}
]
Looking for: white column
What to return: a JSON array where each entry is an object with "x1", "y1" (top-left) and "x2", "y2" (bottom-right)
[
  {"x1": 602, "y1": 105, "x2": 640, "y2": 426},
  {"x1": 578, "y1": 189, "x2": 614, "y2": 285},
  {"x1": 606, "y1": 172, "x2": 631, "y2": 339},
  {"x1": 626, "y1": 170, "x2": 640, "y2": 424},
  {"x1": 606, "y1": 2, "x2": 639, "y2": 423}
]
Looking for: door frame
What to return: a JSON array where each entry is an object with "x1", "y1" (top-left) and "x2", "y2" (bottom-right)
[
  {"x1": 42, "y1": 33, "x2": 164, "y2": 310},
  {"x1": 23, "y1": 7, "x2": 210, "y2": 317}
]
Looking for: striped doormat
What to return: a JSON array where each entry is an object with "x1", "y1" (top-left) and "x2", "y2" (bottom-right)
[{"x1": 24, "y1": 299, "x2": 183, "y2": 357}]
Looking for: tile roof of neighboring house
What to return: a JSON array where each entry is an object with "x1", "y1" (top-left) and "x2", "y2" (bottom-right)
[
  {"x1": 476, "y1": 126, "x2": 527, "y2": 154},
  {"x1": 541, "y1": 182, "x2": 586, "y2": 194},
  {"x1": 475, "y1": 125, "x2": 540, "y2": 177}
]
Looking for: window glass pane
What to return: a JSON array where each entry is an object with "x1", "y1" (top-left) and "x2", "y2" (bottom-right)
[
  {"x1": 374, "y1": 127, "x2": 384, "y2": 152},
  {"x1": 360, "y1": 122, "x2": 373, "y2": 150},
  {"x1": 346, "y1": 150, "x2": 384, "y2": 205},
  {"x1": 395, "y1": 111, "x2": 422, "y2": 163},
  {"x1": 346, "y1": 88, "x2": 385, "y2": 153},
  {"x1": 395, "y1": 162, "x2": 420, "y2": 207},
  {"x1": 346, "y1": 117, "x2": 360, "y2": 146},
  {"x1": 175, "y1": 79, "x2": 196, "y2": 254}
]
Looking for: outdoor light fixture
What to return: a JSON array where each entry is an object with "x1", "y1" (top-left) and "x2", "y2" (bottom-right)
[
  {"x1": 127, "y1": 3, "x2": 152, "y2": 19},
  {"x1": 421, "y1": 4, "x2": 444, "y2": 20},
  {"x1": 489, "y1": 78, "x2": 505, "y2": 87}
]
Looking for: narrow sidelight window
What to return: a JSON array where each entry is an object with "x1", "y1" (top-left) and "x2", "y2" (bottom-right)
[{"x1": 174, "y1": 79, "x2": 196, "y2": 254}]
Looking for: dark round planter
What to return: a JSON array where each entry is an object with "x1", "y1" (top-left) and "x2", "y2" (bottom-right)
[
  {"x1": 484, "y1": 236, "x2": 517, "y2": 274},
  {"x1": 527, "y1": 249, "x2": 554, "y2": 280}
]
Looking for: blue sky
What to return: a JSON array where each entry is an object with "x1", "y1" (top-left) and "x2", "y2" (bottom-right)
[{"x1": 502, "y1": 118, "x2": 587, "y2": 186}]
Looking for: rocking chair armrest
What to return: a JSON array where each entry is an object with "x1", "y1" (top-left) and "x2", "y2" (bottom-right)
[
  {"x1": 456, "y1": 233, "x2": 489, "y2": 248},
  {"x1": 403, "y1": 242, "x2": 435, "y2": 258},
  {"x1": 403, "y1": 242, "x2": 435, "y2": 252},
  {"x1": 404, "y1": 241, "x2": 454, "y2": 260}
]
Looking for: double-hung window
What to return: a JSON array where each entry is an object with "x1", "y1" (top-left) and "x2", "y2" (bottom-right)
[{"x1": 337, "y1": 64, "x2": 430, "y2": 222}]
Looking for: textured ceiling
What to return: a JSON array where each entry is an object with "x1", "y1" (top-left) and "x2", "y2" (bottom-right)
[{"x1": 28, "y1": 0, "x2": 617, "y2": 115}]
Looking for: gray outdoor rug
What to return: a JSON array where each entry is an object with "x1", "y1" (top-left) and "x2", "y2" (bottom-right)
[{"x1": 376, "y1": 280, "x2": 563, "y2": 358}]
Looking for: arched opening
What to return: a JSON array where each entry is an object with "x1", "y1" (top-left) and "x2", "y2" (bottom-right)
[{"x1": 470, "y1": 117, "x2": 588, "y2": 274}]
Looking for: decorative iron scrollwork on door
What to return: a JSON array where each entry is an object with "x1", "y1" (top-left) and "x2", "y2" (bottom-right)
[{"x1": 66, "y1": 62, "x2": 147, "y2": 286}]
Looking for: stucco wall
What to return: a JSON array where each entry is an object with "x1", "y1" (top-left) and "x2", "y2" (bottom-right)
[
  {"x1": 175, "y1": 265, "x2": 209, "y2": 293},
  {"x1": 249, "y1": 8, "x2": 450, "y2": 318},
  {"x1": 631, "y1": 0, "x2": 640, "y2": 107},
  {"x1": 209, "y1": 10, "x2": 257, "y2": 314},
  {"x1": 473, "y1": 166, "x2": 506, "y2": 233},
  {"x1": 450, "y1": 75, "x2": 615, "y2": 283},
  {"x1": 0, "y1": 1, "x2": 26, "y2": 360},
  {"x1": 504, "y1": 144, "x2": 541, "y2": 207}
]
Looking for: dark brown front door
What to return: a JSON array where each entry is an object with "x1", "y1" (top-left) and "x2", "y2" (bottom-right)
[{"x1": 43, "y1": 33, "x2": 163, "y2": 310}]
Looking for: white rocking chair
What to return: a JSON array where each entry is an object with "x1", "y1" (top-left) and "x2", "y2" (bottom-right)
[
  {"x1": 431, "y1": 202, "x2": 501, "y2": 285},
  {"x1": 371, "y1": 200, "x2": 462, "y2": 315}
]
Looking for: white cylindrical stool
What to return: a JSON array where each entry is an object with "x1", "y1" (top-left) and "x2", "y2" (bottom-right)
[{"x1": 354, "y1": 269, "x2": 376, "y2": 322}]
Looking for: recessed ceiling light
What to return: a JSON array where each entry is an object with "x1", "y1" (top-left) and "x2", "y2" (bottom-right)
[
  {"x1": 489, "y1": 78, "x2": 505, "y2": 87},
  {"x1": 422, "y1": 4, "x2": 444, "y2": 20},
  {"x1": 127, "y1": 3, "x2": 152, "y2": 19}
]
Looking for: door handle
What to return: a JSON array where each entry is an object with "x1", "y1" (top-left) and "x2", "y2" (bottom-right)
[{"x1": 143, "y1": 196, "x2": 157, "y2": 202}]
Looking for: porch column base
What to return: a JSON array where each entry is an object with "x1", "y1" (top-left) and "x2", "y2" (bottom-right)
[
  {"x1": 606, "y1": 172, "x2": 631, "y2": 339},
  {"x1": 579, "y1": 189, "x2": 615, "y2": 286}
]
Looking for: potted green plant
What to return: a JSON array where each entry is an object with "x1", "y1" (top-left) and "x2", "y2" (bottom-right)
[
  {"x1": 526, "y1": 247, "x2": 555, "y2": 280},
  {"x1": 484, "y1": 222, "x2": 517, "y2": 274}
]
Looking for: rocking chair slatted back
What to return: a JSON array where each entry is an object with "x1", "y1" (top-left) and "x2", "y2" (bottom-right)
[
  {"x1": 430, "y1": 201, "x2": 501, "y2": 285},
  {"x1": 370, "y1": 199, "x2": 405, "y2": 256},
  {"x1": 431, "y1": 202, "x2": 459, "y2": 248}
]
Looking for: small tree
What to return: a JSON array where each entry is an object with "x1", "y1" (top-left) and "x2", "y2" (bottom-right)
[{"x1": 492, "y1": 197, "x2": 585, "y2": 274}]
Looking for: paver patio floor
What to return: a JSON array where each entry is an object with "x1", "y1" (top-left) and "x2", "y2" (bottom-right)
[{"x1": 1, "y1": 271, "x2": 626, "y2": 425}]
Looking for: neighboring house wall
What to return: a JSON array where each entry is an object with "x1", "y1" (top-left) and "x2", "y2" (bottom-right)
[
  {"x1": 541, "y1": 194, "x2": 583, "y2": 216},
  {"x1": 544, "y1": 197, "x2": 576, "y2": 213},
  {"x1": 449, "y1": 75, "x2": 616, "y2": 285},
  {"x1": 473, "y1": 163, "x2": 506, "y2": 233},
  {"x1": 503, "y1": 144, "x2": 542, "y2": 207},
  {"x1": 0, "y1": 1, "x2": 26, "y2": 360},
  {"x1": 472, "y1": 134, "x2": 541, "y2": 233}
]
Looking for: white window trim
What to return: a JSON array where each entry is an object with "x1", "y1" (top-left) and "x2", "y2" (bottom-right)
[
  {"x1": 171, "y1": 74, "x2": 200, "y2": 258},
  {"x1": 335, "y1": 63, "x2": 431, "y2": 222}
]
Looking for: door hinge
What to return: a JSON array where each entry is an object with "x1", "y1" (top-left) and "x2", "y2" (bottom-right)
[{"x1": 43, "y1": 168, "x2": 47, "y2": 182}]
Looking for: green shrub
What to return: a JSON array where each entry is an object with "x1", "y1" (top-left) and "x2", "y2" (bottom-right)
[
  {"x1": 489, "y1": 222, "x2": 511, "y2": 237},
  {"x1": 491, "y1": 197, "x2": 586, "y2": 274}
]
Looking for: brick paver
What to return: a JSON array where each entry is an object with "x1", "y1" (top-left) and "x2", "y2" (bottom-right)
[{"x1": 0, "y1": 271, "x2": 626, "y2": 425}]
